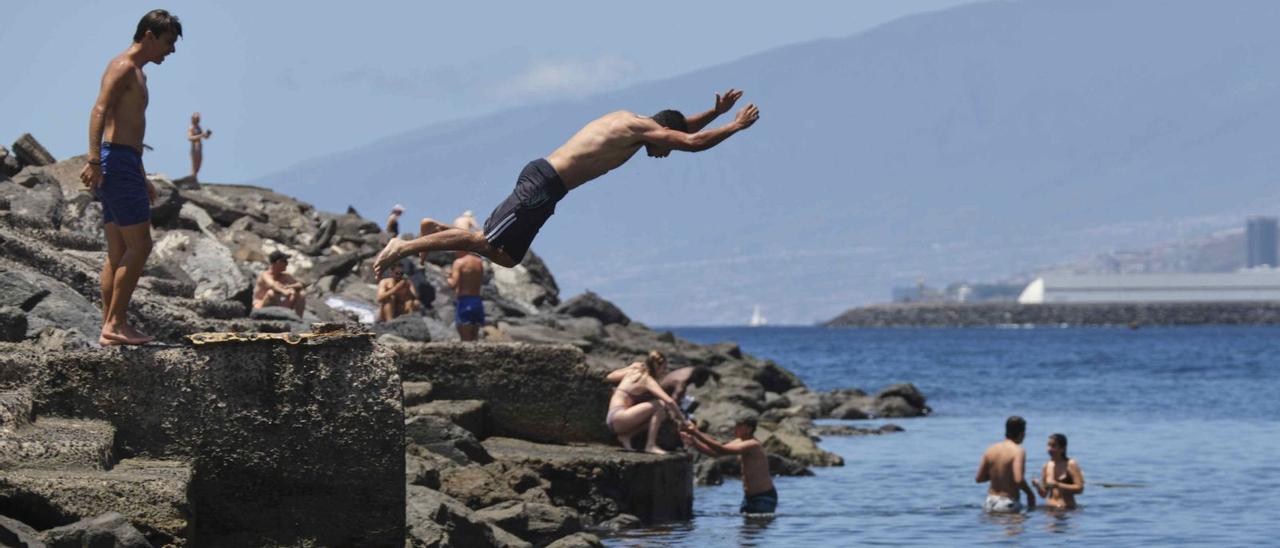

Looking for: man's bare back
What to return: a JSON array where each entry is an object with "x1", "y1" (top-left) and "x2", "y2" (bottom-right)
[
  {"x1": 977, "y1": 440, "x2": 1027, "y2": 499},
  {"x1": 450, "y1": 254, "x2": 484, "y2": 297}
]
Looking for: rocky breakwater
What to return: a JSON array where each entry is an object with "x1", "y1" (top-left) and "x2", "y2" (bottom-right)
[
  {"x1": 824, "y1": 301, "x2": 1280, "y2": 327},
  {"x1": 0, "y1": 326, "x2": 404, "y2": 546}
]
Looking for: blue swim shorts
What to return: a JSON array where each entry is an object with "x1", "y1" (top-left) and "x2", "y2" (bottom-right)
[
  {"x1": 455, "y1": 295, "x2": 485, "y2": 326},
  {"x1": 97, "y1": 142, "x2": 150, "y2": 226}
]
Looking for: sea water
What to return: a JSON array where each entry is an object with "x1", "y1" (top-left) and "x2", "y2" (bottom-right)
[{"x1": 604, "y1": 326, "x2": 1280, "y2": 546}]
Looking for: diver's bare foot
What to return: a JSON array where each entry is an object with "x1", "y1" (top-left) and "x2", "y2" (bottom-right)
[
  {"x1": 644, "y1": 446, "x2": 669, "y2": 455},
  {"x1": 373, "y1": 238, "x2": 407, "y2": 278}
]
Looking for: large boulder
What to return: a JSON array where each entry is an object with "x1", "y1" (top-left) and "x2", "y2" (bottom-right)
[
  {"x1": 406, "y1": 485, "x2": 530, "y2": 548},
  {"x1": 150, "y1": 230, "x2": 248, "y2": 302},
  {"x1": 474, "y1": 501, "x2": 583, "y2": 547},
  {"x1": 555, "y1": 291, "x2": 629, "y2": 326},
  {"x1": 0, "y1": 306, "x2": 26, "y2": 342},
  {"x1": 0, "y1": 270, "x2": 98, "y2": 343},
  {"x1": 408, "y1": 400, "x2": 486, "y2": 438},
  {"x1": 393, "y1": 343, "x2": 613, "y2": 444},
  {"x1": 39, "y1": 512, "x2": 149, "y2": 548},
  {"x1": 372, "y1": 313, "x2": 432, "y2": 342},
  {"x1": 0, "y1": 514, "x2": 43, "y2": 548},
  {"x1": 406, "y1": 414, "x2": 492, "y2": 465},
  {"x1": 11, "y1": 134, "x2": 55, "y2": 168},
  {"x1": 493, "y1": 260, "x2": 557, "y2": 315},
  {"x1": 0, "y1": 172, "x2": 63, "y2": 228},
  {"x1": 546, "y1": 532, "x2": 603, "y2": 548},
  {"x1": 145, "y1": 175, "x2": 183, "y2": 227},
  {"x1": 0, "y1": 146, "x2": 20, "y2": 177},
  {"x1": 874, "y1": 383, "x2": 931, "y2": 417}
]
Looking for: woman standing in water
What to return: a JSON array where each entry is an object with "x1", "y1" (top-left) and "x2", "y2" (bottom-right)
[
  {"x1": 604, "y1": 351, "x2": 684, "y2": 454},
  {"x1": 1034, "y1": 433, "x2": 1085, "y2": 509}
]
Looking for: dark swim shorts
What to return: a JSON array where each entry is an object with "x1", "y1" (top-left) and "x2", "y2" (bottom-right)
[
  {"x1": 97, "y1": 142, "x2": 151, "y2": 227},
  {"x1": 740, "y1": 488, "x2": 778, "y2": 514},
  {"x1": 482, "y1": 158, "x2": 568, "y2": 264},
  {"x1": 455, "y1": 295, "x2": 485, "y2": 326}
]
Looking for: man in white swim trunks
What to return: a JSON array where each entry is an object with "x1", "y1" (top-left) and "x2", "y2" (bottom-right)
[{"x1": 975, "y1": 415, "x2": 1036, "y2": 513}]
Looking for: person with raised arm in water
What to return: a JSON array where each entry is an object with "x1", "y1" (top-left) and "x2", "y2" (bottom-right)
[
  {"x1": 976, "y1": 416, "x2": 1037, "y2": 513},
  {"x1": 79, "y1": 10, "x2": 182, "y2": 346},
  {"x1": 448, "y1": 250, "x2": 484, "y2": 341},
  {"x1": 1033, "y1": 433, "x2": 1085, "y2": 510},
  {"x1": 604, "y1": 351, "x2": 684, "y2": 454},
  {"x1": 681, "y1": 415, "x2": 777, "y2": 514},
  {"x1": 374, "y1": 89, "x2": 758, "y2": 274}
]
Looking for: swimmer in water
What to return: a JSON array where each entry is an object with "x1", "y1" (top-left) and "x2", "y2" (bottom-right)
[{"x1": 1033, "y1": 433, "x2": 1085, "y2": 509}]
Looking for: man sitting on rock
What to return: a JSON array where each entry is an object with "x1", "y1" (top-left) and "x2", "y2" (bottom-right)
[
  {"x1": 448, "y1": 250, "x2": 484, "y2": 341},
  {"x1": 253, "y1": 251, "x2": 306, "y2": 316},
  {"x1": 376, "y1": 262, "x2": 419, "y2": 322},
  {"x1": 373, "y1": 89, "x2": 759, "y2": 274},
  {"x1": 680, "y1": 415, "x2": 777, "y2": 514}
]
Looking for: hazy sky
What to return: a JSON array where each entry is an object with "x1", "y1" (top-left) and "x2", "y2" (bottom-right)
[{"x1": 1, "y1": 0, "x2": 978, "y2": 183}]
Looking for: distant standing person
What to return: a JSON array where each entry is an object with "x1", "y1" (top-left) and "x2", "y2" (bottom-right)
[
  {"x1": 386, "y1": 204, "x2": 405, "y2": 236},
  {"x1": 640, "y1": 366, "x2": 720, "y2": 417},
  {"x1": 449, "y1": 250, "x2": 485, "y2": 341},
  {"x1": 975, "y1": 416, "x2": 1036, "y2": 513},
  {"x1": 374, "y1": 88, "x2": 759, "y2": 275},
  {"x1": 78, "y1": 9, "x2": 183, "y2": 346},
  {"x1": 454, "y1": 210, "x2": 479, "y2": 233},
  {"x1": 253, "y1": 251, "x2": 306, "y2": 316},
  {"x1": 1033, "y1": 433, "x2": 1085, "y2": 510},
  {"x1": 187, "y1": 111, "x2": 211, "y2": 180},
  {"x1": 376, "y1": 262, "x2": 420, "y2": 322},
  {"x1": 681, "y1": 416, "x2": 777, "y2": 514}
]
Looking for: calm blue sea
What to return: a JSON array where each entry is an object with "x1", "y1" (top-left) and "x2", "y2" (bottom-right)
[{"x1": 604, "y1": 326, "x2": 1280, "y2": 546}]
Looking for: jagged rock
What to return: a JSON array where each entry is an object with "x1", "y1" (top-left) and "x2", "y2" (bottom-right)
[
  {"x1": 754, "y1": 360, "x2": 804, "y2": 394},
  {"x1": 757, "y1": 420, "x2": 843, "y2": 467},
  {"x1": 14, "y1": 155, "x2": 87, "y2": 200},
  {"x1": 546, "y1": 532, "x2": 603, "y2": 548},
  {"x1": 150, "y1": 230, "x2": 248, "y2": 301},
  {"x1": 406, "y1": 414, "x2": 493, "y2": 465},
  {"x1": 814, "y1": 423, "x2": 905, "y2": 437},
  {"x1": 439, "y1": 464, "x2": 524, "y2": 510},
  {"x1": 596, "y1": 513, "x2": 642, "y2": 531},
  {"x1": 0, "y1": 513, "x2": 44, "y2": 548},
  {"x1": 874, "y1": 383, "x2": 931, "y2": 417},
  {"x1": 11, "y1": 134, "x2": 55, "y2": 168},
  {"x1": 829, "y1": 400, "x2": 871, "y2": 420},
  {"x1": 248, "y1": 305, "x2": 301, "y2": 322},
  {"x1": 554, "y1": 316, "x2": 605, "y2": 341},
  {"x1": 406, "y1": 452, "x2": 446, "y2": 490},
  {"x1": 304, "y1": 218, "x2": 337, "y2": 255},
  {"x1": 406, "y1": 485, "x2": 530, "y2": 548},
  {"x1": 692, "y1": 455, "x2": 724, "y2": 486},
  {"x1": 394, "y1": 343, "x2": 613, "y2": 444},
  {"x1": 404, "y1": 381, "x2": 433, "y2": 407},
  {"x1": 39, "y1": 512, "x2": 149, "y2": 548},
  {"x1": 498, "y1": 321, "x2": 591, "y2": 350},
  {"x1": 0, "y1": 270, "x2": 49, "y2": 311},
  {"x1": 0, "y1": 307, "x2": 42, "y2": 348},
  {"x1": 483, "y1": 437, "x2": 693, "y2": 524},
  {"x1": 408, "y1": 400, "x2": 486, "y2": 438},
  {"x1": 474, "y1": 500, "x2": 583, "y2": 546},
  {"x1": 0, "y1": 173, "x2": 63, "y2": 229},
  {"x1": 176, "y1": 202, "x2": 217, "y2": 234},
  {"x1": 820, "y1": 388, "x2": 869, "y2": 416},
  {"x1": 0, "y1": 146, "x2": 20, "y2": 177},
  {"x1": 0, "y1": 387, "x2": 33, "y2": 431},
  {"x1": 555, "y1": 291, "x2": 629, "y2": 326},
  {"x1": 181, "y1": 188, "x2": 262, "y2": 226},
  {"x1": 0, "y1": 270, "x2": 98, "y2": 342},
  {"x1": 30, "y1": 327, "x2": 92, "y2": 351},
  {"x1": 372, "y1": 313, "x2": 431, "y2": 342},
  {"x1": 493, "y1": 262, "x2": 556, "y2": 315},
  {"x1": 146, "y1": 175, "x2": 182, "y2": 227}
]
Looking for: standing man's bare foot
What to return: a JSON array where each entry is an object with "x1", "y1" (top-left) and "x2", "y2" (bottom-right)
[
  {"x1": 100, "y1": 323, "x2": 154, "y2": 346},
  {"x1": 372, "y1": 238, "x2": 407, "y2": 279}
]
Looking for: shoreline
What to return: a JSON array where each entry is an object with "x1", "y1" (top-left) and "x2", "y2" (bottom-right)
[{"x1": 824, "y1": 301, "x2": 1280, "y2": 327}]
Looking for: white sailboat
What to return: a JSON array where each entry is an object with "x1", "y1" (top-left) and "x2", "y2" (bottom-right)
[{"x1": 749, "y1": 305, "x2": 768, "y2": 327}]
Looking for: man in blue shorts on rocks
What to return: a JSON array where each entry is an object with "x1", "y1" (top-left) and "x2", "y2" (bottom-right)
[
  {"x1": 449, "y1": 250, "x2": 485, "y2": 341},
  {"x1": 373, "y1": 89, "x2": 760, "y2": 275},
  {"x1": 79, "y1": 10, "x2": 182, "y2": 346}
]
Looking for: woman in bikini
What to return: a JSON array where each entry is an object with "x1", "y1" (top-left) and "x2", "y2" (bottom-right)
[
  {"x1": 1033, "y1": 433, "x2": 1086, "y2": 509},
  {"x1": 604, "y1": 351, "x2": 684, "y2": 454}
]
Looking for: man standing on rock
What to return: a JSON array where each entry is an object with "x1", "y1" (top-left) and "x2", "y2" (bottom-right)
[
  {"x1": 374, "y1": 89, "x2": 758, "y2": 274},
  {"x1": 680, "y1": 416, "x2": 778, "y2": 514},
  {"x1": 975, "y1": 416, "x2": 1036, "y2": 513},
  {"x1": 78, "y1": 9, "x2": 182, "y2": 346},
  {"x1": 448, "y1": 250, "x2": 484, "y2": 341},
  {"x1": 187, "y1": 111, "x2": 211, "y2": 180}
]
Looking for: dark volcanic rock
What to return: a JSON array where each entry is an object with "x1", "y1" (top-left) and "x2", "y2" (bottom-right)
[
  {"x1": 408, "y1": 400, "x2": 486, "y2": 438},
  {"x1": 546, "y1": 532, "x2": 603, "y2": 548},
  {"x1": 248, "y1": 305, "x2": 301, "y2": 322},
  {"x1": 0, "y1": 514, "x2": 43, "y2": 548},
  {"x1": 39, "y1": 512, "x2": 149, "y2": 548},
  {"x1": 0, "y1": 306, "x2": 27, "y2": 342},
  {"x1": 406, "y1": 414, "x2": 493, "y2": 465},
  {"x1": 875, "y1": 383, "x2": 930, "y2": 416},
  {"x1": 11, "y1": 134, "x2": 55, "y2": 168},
  {"x1": 483, "y1": 437, "x2": 692, "y2": 524},
  {"x1": 406, "y1": 485, "x2": 530, "y2": 548},
  {"x1": 372, "y1": 313, "x2": 432, "y2": 342},
  {"x1": 555, "y1": 291, "x2": 630, "y2": 326},
  {"x1": 474, "y1": 500, "x2": 583, "y2": 547},
  {"x1": 394, "y1": 343, "x2": 613, "y2": 444}
]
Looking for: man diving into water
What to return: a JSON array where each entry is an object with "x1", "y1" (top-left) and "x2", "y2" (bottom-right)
[{"x1": 373, "y1": 89, "x2": 759, "y2": 274}]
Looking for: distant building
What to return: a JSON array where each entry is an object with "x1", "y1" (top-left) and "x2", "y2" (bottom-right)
[
  {"x1": 1018, "y1": 271, "x2": 1280, "y2": 304},
  {"x1": 1247, "y1": 216, "x2": 1278, "y2": 268}
]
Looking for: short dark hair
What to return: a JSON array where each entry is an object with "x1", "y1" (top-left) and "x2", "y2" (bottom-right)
[
  {"x1": 651, "y1": 110, "x2": 688, "y2": 133},
  {"x1": 134, "y1": 10, "x2": 182, "y2": 43},
  {"x1": 268, "y1": 251, "x2": 288, "y2": 264},
  {"x1": 688, "y1": 366, "x2": 718, "y2": 387},
  {"x1": 1050, "y1": 432, "x2": 1068, "y2": 458},
  {"x1": 1005, "y1": 416, "x2": 1026, "y2": 440},
  {"x1": 735, "y1": 414, "x2": 758, "y2": 433}
]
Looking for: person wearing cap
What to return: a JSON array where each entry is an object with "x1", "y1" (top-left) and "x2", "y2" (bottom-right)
[
  {"x1": 680, "y1": 415, "x2": 777, "y2": 514},
  {"x1": 253, "y1": 250, "x2": 306, "y2": 316},
  {"x1": 386, "y1": 205, "x2": 405, "y2": 236}
]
